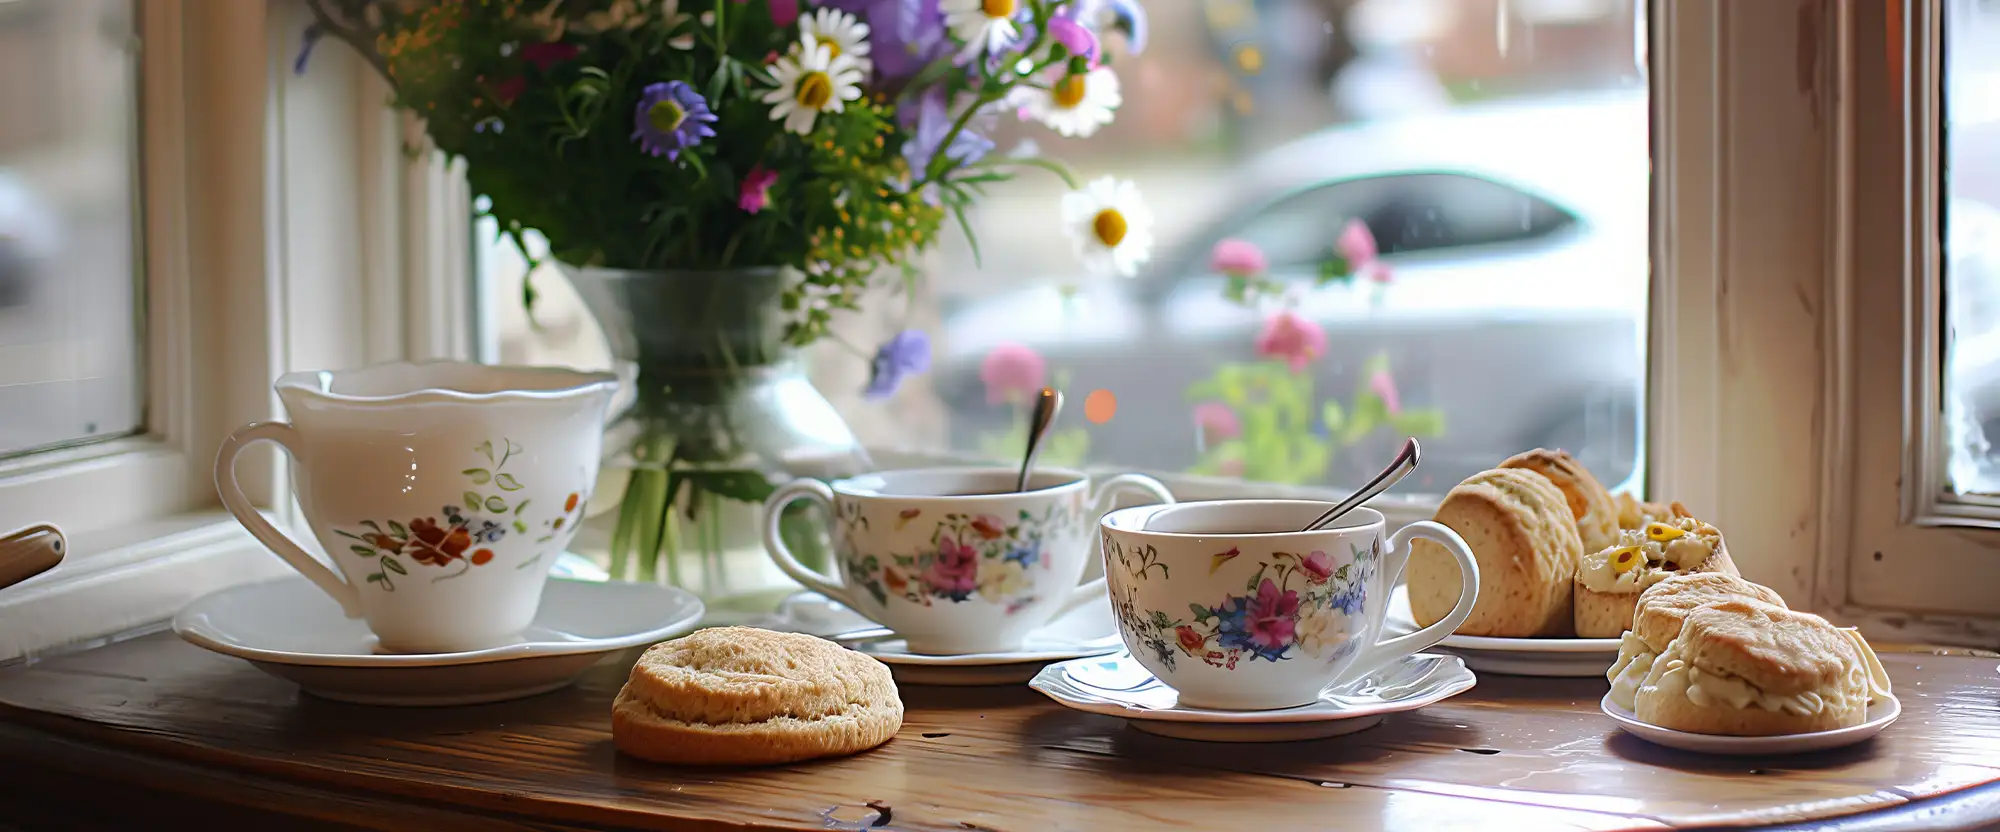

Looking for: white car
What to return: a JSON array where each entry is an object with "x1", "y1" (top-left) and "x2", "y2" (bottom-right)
[{"x1": 930, "y1": 90, "x2": 1652, "y2": 492}]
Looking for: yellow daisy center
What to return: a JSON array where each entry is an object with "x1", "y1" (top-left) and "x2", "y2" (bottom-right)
[
  {"x1": 1053, "y1": 74, "x2": 1089, "y2": 109},
  {"x1": 1092, "y1": 208, "x2": 1128, "y2": 248},
  {"x1": 983, "y1": 0, "x2": 1016, "y2": 18},
  {"x1": 796, "y1": 71, "x2": 834, "y2": 110},
  {"x1": 824, "y1": 39, "x2": 843, "y2": 59},
  {"x1": 647, "y1": 99, "x2": 687, "y2": 134}
]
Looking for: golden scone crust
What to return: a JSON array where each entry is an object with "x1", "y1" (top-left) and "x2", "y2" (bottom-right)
[
  {"x1": 1572, "y1": 581, "x2": 1638, "y2": 639},
  {"x1": 612, "y1": 627, "x2": 903, "y2": 766},
  {"x1": 1613, "y1": 492, "x2": 1675, "y2": 530},
  {"x1": 1676, "y1": 602, "x2": 1857, "y2": 696},
  {"x1": 1499, "y1": 448, "x2": 1620, "y2": 553},
  {"x1": 1632, "y1": 573, "x2": 1788, "y2": 653},
  {"x1": 1632, "y1": 602, "x2": 1869, "y2": 735},
  {"x1": 1410, "y1": 468, "x2": 1581, "y2": 637}
]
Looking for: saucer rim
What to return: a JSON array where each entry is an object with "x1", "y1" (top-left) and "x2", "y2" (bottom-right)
[
  {"x1": 1598, "y1": 693, "x2": 1902, "y2": 753},
  {"x1": 856, "y1": 634, "x2": 1124, "y2": 666},
  {"x1": 1029, "y1": 651, "x2": 1477, "y2": 724},
  {"x1": 173, "y1": 576, "x2": 703, "y2": 668}
]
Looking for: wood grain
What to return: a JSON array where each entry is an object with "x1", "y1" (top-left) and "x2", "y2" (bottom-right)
[{"x1": 0, "y1": 635, "x2": 1997, "y2": 831}]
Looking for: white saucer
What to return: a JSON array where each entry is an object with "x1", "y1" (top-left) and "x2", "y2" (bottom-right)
[
  {"x1": 1388, "y1": 584, "x2": 1619, "y2": 677},
  {"x1": 1600, "y1": 694, "x2": 1901, "y2": 755},
  {"x1": 1031, "y1": 651, "x2": 1476, "y2": 742},
  {"x1": 174, "y1": 577, "x2": 703, "y2": 706},
  {"x1": 753, "y1": 591, "x2": 1123, "y2": 686}
]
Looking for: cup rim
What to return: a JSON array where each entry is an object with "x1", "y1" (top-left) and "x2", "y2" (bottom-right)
[
  {"x1": 1101, "y1": 500, "x2": 1385, "y2": 538},
  {"x1": 831, "y1": 465, "x2": 1088, "y2": 501},
  {"x1": 276, "y1": 360, "x2": 618, "y2": 405}
]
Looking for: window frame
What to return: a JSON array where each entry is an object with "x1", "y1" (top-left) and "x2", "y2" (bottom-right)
[{"x1": 0, "y1": 0, "x2": 476, "y2": 661}]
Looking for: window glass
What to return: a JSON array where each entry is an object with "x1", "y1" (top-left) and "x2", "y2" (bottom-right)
[
  {"x1": 0, "y1": 0, "x2": 143, "y2": 459},
  {"x1": 1943, "y1": 0, "x2": 2000, "y2": 494},
  {"x1": 487, "y1": 0, "x2": 1650, "y2": 497}
]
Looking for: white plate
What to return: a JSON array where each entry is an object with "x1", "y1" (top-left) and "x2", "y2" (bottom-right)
[
  {"x1": 174, "y1": 577, "x2": 703, "y2": 706},
  {"x1": 754, "y1": 591, "x2": 1123, "y2": 686},
  {"x1": 1031, "y1": 651, "x2": 1476, "y2": 742},
  {"x1": 1388, "y1": 584, "x2": 1620, "y2": 677},
  {"x1": 1600, "y1": 694, "x2": 1901, "y2": 755}
]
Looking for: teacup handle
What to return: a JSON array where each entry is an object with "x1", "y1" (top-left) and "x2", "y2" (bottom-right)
[
  {"x1": 214, "y1": 421, "x2": 363, "y2": 618},
  {"x1": 1058, "y1": 474, "x2": 1176, "y2": 616},
  {"x1": 1333, "y1": 520, "x2": 1479, "y2": 687},
  {"x1": 761, "y1": 478, "x2": 862, "y2": 609}
]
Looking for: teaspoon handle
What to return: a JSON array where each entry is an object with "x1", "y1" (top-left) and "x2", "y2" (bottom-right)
[{"x1": 1305, "y1": 438, "x2": 1421, "y2": 532}]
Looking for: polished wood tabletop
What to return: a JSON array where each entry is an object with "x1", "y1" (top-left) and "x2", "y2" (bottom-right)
[{"x1": 0, "y1": 632, "x2": 1997, "y2": 831}]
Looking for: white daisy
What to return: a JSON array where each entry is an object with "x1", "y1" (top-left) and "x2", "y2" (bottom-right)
[
  {"x1": 1061, "y1": 177, "x2": 1154, "y2": 278},
  {"x1": 664, "y1": 0, "x2": 696, "y2": 49},
  {"x1": 941, "y1": 0, "x2": 1022, "y2": 63},
  {"x1": 1015, "y1": 66, "x2": 1121, "y2": 138},
  {"x1": 799, "y1": 7, "x2": 872, "y2": 74},
  {"x1": 761, "y1": 34, "x2": 865, "y2": 135}
]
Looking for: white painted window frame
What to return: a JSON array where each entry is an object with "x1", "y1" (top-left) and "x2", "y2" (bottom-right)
[{"x1": 0, "y1": 0, "x2": 474, "y2": 661}]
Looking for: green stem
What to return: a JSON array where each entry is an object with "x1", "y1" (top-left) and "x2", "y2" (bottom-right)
[{"x1": 608, "y1": 472, "x2": 639, "y2": 579}]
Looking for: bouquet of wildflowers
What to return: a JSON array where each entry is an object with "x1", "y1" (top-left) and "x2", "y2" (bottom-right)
[
  {"x1": 301, "y1": 0, "x2": 1151, "y2": 590},
  {"x1": 302, "y1": 0, "x2": 1151, "y2": 365}
]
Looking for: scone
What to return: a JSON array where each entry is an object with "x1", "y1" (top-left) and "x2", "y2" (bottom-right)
[
  {"x1": 1499, "y1": 448, "x2": 1620, "y2": 553},
  {"x1": 1631, "y1": 601, "x2": 1892, "y2": 735},
  {"x1": 1410, "y1": 468, "x2": 1581, "y2": 637},
  {"x1": 612, "y1": 626, "x2": 903, "y2": 766},
  {"x1": 1607, "y1": 572, "x2": 1788, "y2": 709},
  {"x1": 1573, "y1": 511, "x2": 1737, "y2": 638},
  {"x1": 1613, "y1": 491, "x2": 1676, "y2": 530}
]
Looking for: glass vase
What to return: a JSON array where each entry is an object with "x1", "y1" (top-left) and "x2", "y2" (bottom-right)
[{"x1": 566, "y1": 264, "x2": 867, "y2": 613}]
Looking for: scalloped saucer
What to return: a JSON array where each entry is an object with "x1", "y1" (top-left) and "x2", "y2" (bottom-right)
[
  {"x1": 1031, "y1": 651, "x2": 1476, "y2": 742},
  {"x1": 750, "y1": 591, "x2": 1123, "y2": 685},
  {"x1": 1601, "y1": 694, "x2": 1902, "y2": 755},
  {"x1": 174, "y1": 577, "x2": 703, "y2": 706},
  {"x1": 1388, "y1": 584, "x2": 1620, "y2": 677}
]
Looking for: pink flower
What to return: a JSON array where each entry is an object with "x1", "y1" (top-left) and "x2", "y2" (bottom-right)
[
  {"x1": 491, "y1": 75, "x2": 527, "y2": 106},
  {"x1": 1368, "y1": 365, "x2": 1402, "y2": 415},
  {"x1": 1247, "y1": 578, "x2": 1301, "y2": 651},
  {"x1": 1301, "y1": 550, "x2": 1336, "y2": 584},
  {"x1": 1337, "y1": 219, "x2": 1392, "y2": 283},
  {"x1": 980, "y1": 342, "x2": 1047, "y2": 405},
  {"x1": 1255, "y1": 311, "x2": 1327, "y2": 373},
  {"x1": 924, "y1": 538, "x2": 980, "y2": 597},
  {"x1": 1192, "y1": 401, "x2": 1241, "y2": 442},
  {"x1": 767, "y1": 0, "x2": 800, "y2": 27},
  {"x1": 1209, "y1": 238, "x2": 1267, "y2": 278},
  {"x1": 739, "y1": 165, "x2": 778, "y2": 214},
  {"x1": 521, "y1": 42, "x2": 579, "y2": 71},
  {"x1": 1175, "y1": 625, "x2": 1205, "y2": 653},
  {"x1": 1047, "y1": 16, "x2": 1101, "y2": 67}
]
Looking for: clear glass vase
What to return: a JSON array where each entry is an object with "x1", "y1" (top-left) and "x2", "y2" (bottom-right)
[{"x1": 566, "y1": 264, "x2": 868, "y2": 612}]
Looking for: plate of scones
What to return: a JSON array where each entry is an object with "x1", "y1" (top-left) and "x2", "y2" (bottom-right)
[{"x1": 1389, "y1": 449, "x2": 1756, "y2": 677}]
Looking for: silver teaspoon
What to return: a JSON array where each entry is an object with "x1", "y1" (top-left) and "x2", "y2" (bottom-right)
[
  {"x1": 1302, "y1": 437, "x2": 1421, "y2": 532},
  {"x1": 1015, "y1": 387, "x2": 1063, "y2": 492}
]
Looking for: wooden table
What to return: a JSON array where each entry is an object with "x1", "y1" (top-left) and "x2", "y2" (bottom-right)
[{"x1": 0, "y1": 633, "x2": 1997, "y2": 831}]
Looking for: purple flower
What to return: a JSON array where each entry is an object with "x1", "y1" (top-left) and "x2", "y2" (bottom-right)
[
  {"x1": 631, "y1": 81, "x2": 717, "y2": 161},
  {"x1": 900, "y1": 88, "x2": 994, "y2": 174},
  {"x1": 863, "y1": 329, "x2": 932, "y2": 399},
  {"x1": 818, "y1": 0, "x2": 947, "y2": 84},
  {"x1": 1046, "y1": 15, "x2": 1099, "y2": 66}
]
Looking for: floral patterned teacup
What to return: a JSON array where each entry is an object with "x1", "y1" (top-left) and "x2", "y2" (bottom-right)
[
  {"x1": 763, "y1": 467, "x2": 1174, "y2": 655},
  {"x1": 214, "y1": 362, "x2": 617, "y2": 654},
  {"x1": 1100, "y1": 500, "x2": 1479, "y2": 711}
]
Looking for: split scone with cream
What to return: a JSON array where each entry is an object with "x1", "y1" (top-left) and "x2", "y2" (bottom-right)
[
  {"x1": 1573, "y1": 505, "x2": 1739, "y2": 638},
  {"x1": 1628, "y1": 600, "x2": 1893, "y2": 736},
  {"x1": 1410, "y1": 467, "x2": 1581, "y2": 637},
  {"x1": 1608, "y1": 572, "x2": 1788, "y2": 710}
]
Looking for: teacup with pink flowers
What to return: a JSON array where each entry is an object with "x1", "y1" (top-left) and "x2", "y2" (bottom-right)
[{"x1": 763, "y1": 466, "x2": 1172, "y2": 655}]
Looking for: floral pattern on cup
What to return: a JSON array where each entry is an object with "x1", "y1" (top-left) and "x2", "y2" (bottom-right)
[
  {"x1": 841, "y1": 502, "x2": 1074, "y2": 614},
  {"x1": 333, "y1": 436, "x2": 578, "y2": 590},
  {"x1": 1108, "y1": 536, "x2": 1379, "y2": 672}
]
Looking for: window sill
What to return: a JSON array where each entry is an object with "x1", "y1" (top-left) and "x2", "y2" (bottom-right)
[{"x1": 0, "y1": 510, "x2": 290, "y2": 662}]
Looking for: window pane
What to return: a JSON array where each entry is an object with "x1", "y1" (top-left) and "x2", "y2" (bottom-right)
[
  {"x1": 485, "y1": 0, "x2": 1651, "y2": 499},
  {"x1": 1944, "y1": 0, "x2": 2000, "y2": 494},
  {"x1": 0, "y1": 0, "x2": 142, "y2": 459}
]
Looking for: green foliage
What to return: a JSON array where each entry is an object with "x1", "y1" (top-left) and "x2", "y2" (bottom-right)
[
  {"x1": 307, "y1": 0, "x2": 1093, "y2": 348},
  {"x1": 1186, "y1": 353, "x2": 1447, "y2": 485}
]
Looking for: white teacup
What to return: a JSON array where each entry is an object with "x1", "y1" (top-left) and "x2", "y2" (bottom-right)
[
  {"x1": 763, "y1": 467, "x2": 1174, "y2": 655},
  {"x1": 214, "y1": 362, "x2": 618, "y2": 654},
  {"x1": 1100, "y1": 500, "x2": 1479, "y2": 711}
]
